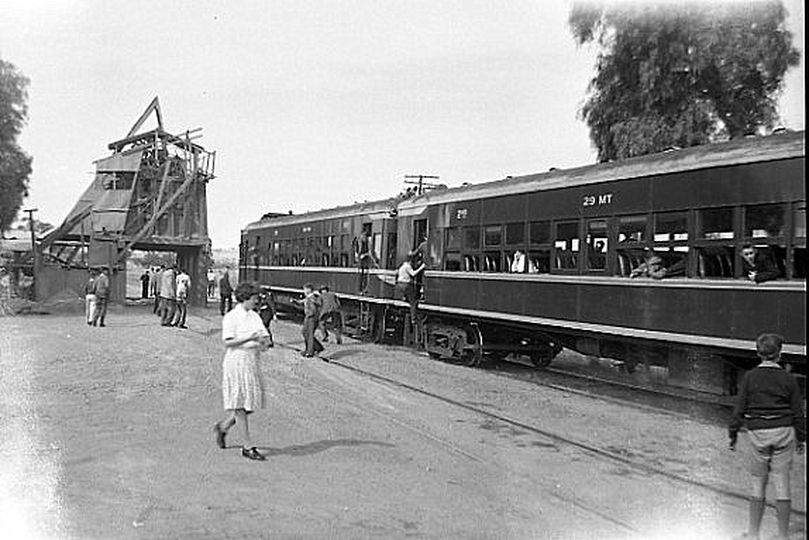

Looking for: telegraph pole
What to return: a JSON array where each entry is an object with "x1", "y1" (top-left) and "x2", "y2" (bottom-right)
[
  {"x1": 24, "y1": 208, "x2": 38, "y2": 298},
  {"x1": 404, "y1": 175, "x2": 440, "y2": 195}
]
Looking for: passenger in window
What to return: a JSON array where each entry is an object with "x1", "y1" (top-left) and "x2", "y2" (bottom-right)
[
  {"x1": 741, "y1": 245, "x2": 782, "y2": 283},
  {"x1": 630, "y1": 253, "x2": 667, "y2": 279},
  {"x1": 662, "y1": 256, "x2": 687, "y2": 278},
  {"x1": 511, "y1": 250, "x2": 526, "y2": 273}
]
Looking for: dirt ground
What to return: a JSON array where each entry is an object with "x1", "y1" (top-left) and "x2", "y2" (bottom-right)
[{"x1": 0, "y1": 305, "x2": 805, "y2": 540}]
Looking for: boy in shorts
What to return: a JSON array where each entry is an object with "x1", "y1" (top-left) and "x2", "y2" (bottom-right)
[{"x1": 729, "y1": 333, "x2": 805, "y2": 539}]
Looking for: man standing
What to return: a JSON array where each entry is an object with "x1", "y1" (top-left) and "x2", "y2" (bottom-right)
[
  {"x1": 219, "y1": 266, "x2": 233, "y2": 315},
  {"x1": 396, "y1": 255, "x2": 425, "y2": 336},
  {"x1": 729, "y1": 333, "x2": 805, "y2": 540},
  {"x1": 160, "y1": 264, "x2": 177, "y2": 326},
  {"x1": 207, "y1": 268, "x2": 216, "y2": 297},
  {"x1": 300, "y1": 283, "x2": 323, "y2": 357},
  {"x1": 84, "y1": 269, "x2": 97, "y2": 325},
  {"x1": 91, "y1": 267, "x2": 110, "y2": 327},
  {"x1": 318, "y1": 285, "x2": 343, "y2": 344},
  {"x1": 173, "y1": 268, "x2": 191, "y2": 328},
  {"x1": 356, "y1": 229, "x2": 373, "y2": 294},
  {"x1": 140, "y1": 269, "x2": 150, "y2": 299},
  {"x1": 152, "y1": 265, "x2": 164, "y2": 314}
]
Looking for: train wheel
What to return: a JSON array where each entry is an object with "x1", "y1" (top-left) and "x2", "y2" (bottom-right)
[
  {"x1": 530, "y1": 341, "x2": 562, "y2": 369},
  {"x1": 464, "y1": 324, "x2": 484, "y2": 367}
]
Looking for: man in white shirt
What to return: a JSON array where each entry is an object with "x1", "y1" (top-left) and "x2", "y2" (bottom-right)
[
  {"x1": 511, "y1": 250, "x2": 526, "y2": 273},
  {"x1": 172, "y1": 269, "x2": 191, "y2": 328}
]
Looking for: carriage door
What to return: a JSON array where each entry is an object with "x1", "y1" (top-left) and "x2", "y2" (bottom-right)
[{"x1": 413, "y1": 219, "x2": 428, "y2": 252}]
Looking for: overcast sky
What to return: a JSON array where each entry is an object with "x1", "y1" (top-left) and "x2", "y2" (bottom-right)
[{"x1": 0, "y1": 0, "x2": 804, "y2": 249}]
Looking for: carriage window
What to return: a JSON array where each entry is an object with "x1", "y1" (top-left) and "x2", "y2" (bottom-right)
[
  {"x1": 506, "y1": 223, "x2": 525, "y2": 245},
  {"x1": 655, "y1": 212, "x2": 689, "y2": 242},
  {"x1": 554, "y1": 221, "x2": 579, "y2": 270},
  {"x1": 327, "y1": 236, "x2": 334, "y2": 248},
  {"x1": 530, "y1": 221, "x2": 551, "y2": 245},
  {"x1": 528, "y1": 250, "x2": 550, "y2": 273},
  {"x1": 618, "y1": 215, "x2": 646, "y2": 243},
  {"x1": 484, "y1": 226, "x2": 502, "y2": 247},
  {"x1": 463, "y1": 254, "x2": 480, "y2": 272},
  {"x1": 585, "y1": 220, "x2": 608, "y2": 271},
  {"x1": 465, "y1": 227, "x2": 481, "y2": 249},
  {"x1": 793, "y1": 203, "x2": 806, "y2": 279},
  {"x1": 745, "y1": 204, "x2": 787, "y2": 239},
  {"x1": 373, "y1": 233, "x2": 383, "y2": 261},
  {"x1": 616, "y1": 215, "x2": 647, "y2": 276},
  {"x1": 698, "y1": 207, "x2": 734, "y2": 240},
  {"x1": 483, "y1": 252, "x2": 501, "y2": 272},
  {"x1": 697, "y1": 245, "x2": 734, "y2": 278},
  {"x1": 444, "y1": 254, "x2": 461, "y2": 271},
  {"x1": 794, "y1": 203, "x2": 806, "y2": 239},
  {"x1": 386, "y1": 233, "x2": 398, "y2": 270},
  {"x1": 446, "y1": 228, "x2": 461, "y2": 250}
]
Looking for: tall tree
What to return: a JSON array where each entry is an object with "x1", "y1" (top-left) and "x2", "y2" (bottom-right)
[
  {"x1": 0, "y1": 58, "x2": 32, "y2": 232},
  {"x1": 569, "y1": 1, "x2": 800, "y2": 162}
]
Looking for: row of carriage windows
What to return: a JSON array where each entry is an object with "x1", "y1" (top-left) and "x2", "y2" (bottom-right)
[
  {"x1": 250, "y1": 232, "x2": 391, "y2": 269},
  {"x1": 441, "y1": 203, "x2": 806, "y2": 280},
  {"x1": 246, "y1": 203, "x2": 806, "y2": 280}
]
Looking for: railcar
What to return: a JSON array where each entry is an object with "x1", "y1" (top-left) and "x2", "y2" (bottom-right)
[{"x1": 241, "y1": 131, "x2": 805, "y2": 395}]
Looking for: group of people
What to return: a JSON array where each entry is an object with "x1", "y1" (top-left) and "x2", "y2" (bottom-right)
[
  {"x1": 208, "y1": 282, "x2": 804, "y2": 540},
  {"x1": 83, "y1": 267, "x2": 110, "y2": 327},
  {"x1": 147, "y1": 264, "x2": 191, "y2": 328},
  {"x1": 298, "y1": 283, "x2": 343, "y2": 357},
  {"x1": 627, "y1": 244, "x2": 782, "y2": 282}
]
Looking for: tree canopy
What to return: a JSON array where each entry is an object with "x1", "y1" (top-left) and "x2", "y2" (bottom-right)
[
  {"x1": 569, "y1": 1, "x2": 800, "y2": 162},
  {"x1": 0, "y1": 58, "x2": 32, "y2": 232}
]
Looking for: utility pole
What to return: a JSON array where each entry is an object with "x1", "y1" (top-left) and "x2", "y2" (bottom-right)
[
  {"x1": 404, "y1": 175, "x2": 440, "y2": 195},
  {"x1": 24, "y1": 208, "x2": 38, "y2": 299}
]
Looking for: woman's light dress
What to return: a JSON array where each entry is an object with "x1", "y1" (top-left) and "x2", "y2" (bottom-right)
[{"x1": 221, "y1": 304, "x2": 270, "y2": 411}]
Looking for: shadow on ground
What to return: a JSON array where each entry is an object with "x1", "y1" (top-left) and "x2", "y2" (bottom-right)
[{"x1": 256, "y1": 438, "x2": 393, "y2": 457}]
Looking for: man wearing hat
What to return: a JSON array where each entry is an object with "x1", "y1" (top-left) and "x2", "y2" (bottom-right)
[{"x1": 729, "y1": 333, "x2": 805, "y2": 540}]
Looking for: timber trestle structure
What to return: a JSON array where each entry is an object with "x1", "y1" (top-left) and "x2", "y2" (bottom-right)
[{"x1": 39, "y1": 98, "x2": 217, "y2": 305}]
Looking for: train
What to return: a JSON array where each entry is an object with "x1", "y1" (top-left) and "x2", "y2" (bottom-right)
[{"x1": 239, "y1": 130, "x2": 806, "y2": 396}]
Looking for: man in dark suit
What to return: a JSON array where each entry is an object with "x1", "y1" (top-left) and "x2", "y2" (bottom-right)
[{"x1": 741, "y1": 245, "x2": 782, "y2": 283}]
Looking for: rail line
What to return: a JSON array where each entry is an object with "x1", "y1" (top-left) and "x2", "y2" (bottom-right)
[
  {"x1": 483, "y1": 359, "x2": 733, "y2": 425},
  {"x1": 281, "y1": 341, "x2": 805, "y2": 519},
  {"x1": 278, "y1": 343, "x2": 640, "y2": 536}
]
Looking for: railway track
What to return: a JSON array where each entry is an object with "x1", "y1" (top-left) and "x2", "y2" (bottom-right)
[
  {"x1": 480, "y1": 355, "x2": 734, "y2": 425},
  {"x1": 271, "y1": 340, "x2": 805, "y2": 520}
]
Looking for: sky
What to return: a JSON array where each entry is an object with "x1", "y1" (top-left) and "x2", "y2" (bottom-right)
[{"x1": 0, "y1": 0, "x2": 804, "y2": 249}]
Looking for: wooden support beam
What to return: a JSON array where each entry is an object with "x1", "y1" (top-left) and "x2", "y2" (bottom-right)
[
  {"x1": 127, "y1": 96, "x2": 163, "y2": 138},
  {"x1": 152, "y1": 158, "x2": 174, "y2": 221},
  {"x1": 40, "y1": 205, "x2": 93, "y2": 249},
  {"x1": 115, "y1": 164, "x2": 199, "y2": 264}
]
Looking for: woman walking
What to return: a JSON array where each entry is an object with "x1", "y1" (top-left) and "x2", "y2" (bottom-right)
[{"x1": 213, "y1": 282, "x2": 273, "y2": 461}]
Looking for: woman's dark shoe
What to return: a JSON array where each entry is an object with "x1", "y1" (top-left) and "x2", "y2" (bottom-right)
[
  {"x1": 241, "y1": 446, "x2": 265, "y2": 461},
  {"x1": 213, "y1": 423, "x2": 226, "y2": 449}
]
